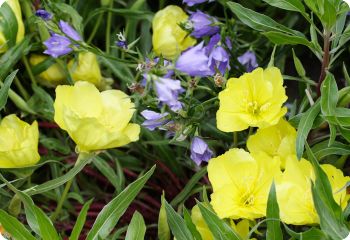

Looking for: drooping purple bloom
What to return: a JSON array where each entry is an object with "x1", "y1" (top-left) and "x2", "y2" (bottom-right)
[
  {"x1": 189, "y1": 10, "x2": 219, "y2": 38},
  {"x1": 116, "y1": 40, "x2": 128, "y2": 49},
  {"x1": 58, "y1": 20, "x2": 82, "y2": 41},
  {"x1": 176, "y1": 42, "x2": 214, "y2": 77},
  {"x1": 208, "y1": 45, "x2": 230, "y2": 75},
  {"x1": 155, "y1": 77, "x2": 184, "y2": 112},
  {"x1": 35, "y1": 9, "x2": 52, "y2": 21},
  {"x1": 43, "y1": 34, "x2": 72, "y2": 58},
  {"x1": 141, "y1": 110, "x2": 169, "y2": 131},
  {"x1": 190, "y1": 137, "x2": 213, "y2": 166},
  {"x1": 238, "y1": 51, "x2": 258, "y2": 72},
  {"x1": 183, "y1": 0, "x2": 214, "y2": 6}
]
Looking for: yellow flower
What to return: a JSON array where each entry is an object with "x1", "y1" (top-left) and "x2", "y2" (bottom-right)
[
  {"x1": 152, "y1": 5, "x2": 196, "y2": 59},
  {"x1": 208, "y1": 148, "x2": 280, "y2": 220},
  {"x1": 68, "y1": 52, "x2": 102, "y2": 87},
  {"x1": 29, "y1": 54, "x2": 66, "y2": 87},
  {"x1": 0, "y1": 115, "x2": 40, "y2": 168},
  {"x1": 54, "y1": 81, "x2": 140, "y2": 152},
  {"x1": 0, "y1": 0, "x2": 25, "y2": 53},
  {"x1": 276, "y1": 156, "x2": 350, "y2": 225},
  {"x1": 191, "y1": 205, "x2": 214, "y2": 240},
  {"x1": 247, "y1": 118, "x2": 296, "y2": 169},
  {"x1": 216, "y1": 67, "x2": 287, "y2": 132}
]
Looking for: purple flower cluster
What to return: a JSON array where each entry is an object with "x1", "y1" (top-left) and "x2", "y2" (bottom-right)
[
  {"x1": 43, "y1": 20, "x2": 82, "y2": 58},
  {"x1": 155, "y1": 77, "x2": 184, "y2": 112},
  {"x1": 176, "y1": 34, "x2": 230, "y2": 77},
  {"x1": 190, "y1": 137, "x2": 213, "y2": 165}
]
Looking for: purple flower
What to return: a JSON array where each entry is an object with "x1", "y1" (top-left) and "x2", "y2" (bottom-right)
[
  {"x1": 58, "y1": 20, "x2": 82, "y2": 41},
  {"x1": 35, "y1": 9, "x2": 52, "y2": 21},
  {"x1": 175, "y1": 42, "x2": 214, "y2": 77},
  {"x1": 238, "y1": 51, "x2": 258, "y2": 72},
  {"x1": 116, "y1": 41, "x2": 128, "y2": 49},
  {"x1": 155, "y1": 77, "x2": 184, "y2": 112},
  {"x1": 141, "y1": 110, "x2": 169, "y2": 131},
  {"x1": 43, "y1": 34, "x2": 72, "y2": 58},
  {"x1": 190, "y1": 137, "x2": 213, "y2": 166},
  {"x1": 206, "y1": 34, "x2": 230, "y2": 75},
  {"x1": 183, "y1": 0, "x2": 213, "y2": 6},
  {"x1": 189, "y1": 11, "x2": 219, "y2": 38}
]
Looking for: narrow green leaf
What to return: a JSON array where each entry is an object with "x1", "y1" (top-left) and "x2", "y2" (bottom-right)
[
  {"x1": 263, "y1": 31, "x2": 313, "y2": 50},
  {"x1": 125, "y1": 211, "x2": 146, "y2": 240},
  {"x1": 93, "y1": 156, "x2": 120, "y2": 191},
  {"x1": 296, "y1": 101, "x2": 321, "y2": 159},
  {"x1": 86, "y1": 165, "x2": 155, "y2": 240},
  {"x1": 284, "y1": 224, "x2": 328, "y2": 240},
  {"x1": 292, "y1": 50, "x2": 306, "y2": 77},
  {"x1": 0, "y1": 70, "x2": 17, "y2": 111},
  {"x1": 164, "y1": 200, "x2": 193, "y2": 240},
  {"x1": 0, "y1": 209, "x2": 36, "y2": 240},
  {"x1": 34, "y1": 206, "x2": 60, "y2": 240},
  {"x1": 158, "y1": 194, "x2": 171, "y2": 240},
  {"x1": 262, "y1": 0, "x2": 305, "y2": 12},
  {"x1": 69, "y1": 199, "x2": 94, "y2": 240},
  {"x1": 321, "y1": 73, "x2": 338, "y2": 115},
  {"x1": 183, "y1": 208, "x2": 203, "y2": 240},
  {"x1": 338, "y1": 126, "x2": 350, "y2": 143},
  {"x1": 266, "y1": 182, "x2": 283, "y2": 240},
  {"x1": 0, "y1": 2, "x2": 18, "y2": 48},
  {"x1": 197, "y1": 202, "x2": 241, "y2": 240},
  {"x1": 312, "y1": 140, "x2": 350, "y2": 159}
]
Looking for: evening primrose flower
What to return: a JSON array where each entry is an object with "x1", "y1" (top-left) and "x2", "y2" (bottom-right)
[
  {"x1": 29, "y1": 54, "x2": 65, "y2": 87},
  {"x1": 0, "y1": 0, "x2": 25, "y2": 53},
  {"x1": 0, "y1": 115, "x2": 40, "y2": 168},
  {"x1": 208, "y1": 148, "x2": 280, "y2": 220},
  {"x1": 54, "y1": 81, "x2": 140, "y2": 152},
  {"x1": 152, "y1": 5, "x2": 196, "y2": 59},
  {"x1": 276, "y1": 156, "x2": 350, "y2": 225},
  {"x1": 217, "y1": 67, "x2": 287, "y2": 132},
  {"x1": 247, "y1": 118, "x2": 296, "y2": 169},
  {"x1": 68, "y1": 52, "x2": 102, "y2": 87}
]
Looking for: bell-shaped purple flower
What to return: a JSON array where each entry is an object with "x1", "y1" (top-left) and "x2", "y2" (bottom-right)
[
  {"x1": 208, "y1": 45, "x2": 230, "y2": 75},
  {"x1": 59, "y1": 20, "x2": 82, "y2": 41},
  {"x1": 155, "y1": 77, "x2": 184, "y2": 112},
  {"x1": 183, "y1": 0, "x2": 214, "y2": 6},
  {"x1": 35, "y1": 9, "x2": 52, "y2": 21},
  {"x1": 238, "y1": 51, "x2": 258, "y2": 72},
  {"x1": 43, "y1": 34, "x2": 72, "y2": 58},
  {"x1": 189, "y1": 11, "x2": 219, "y2": 38},
  {"x1": 175, "y1": 42, "x2": 214, "y2": 77},
  {"x1": 141, "y1": 110, "x2": 169, "y2": 131},
  {"x1": 190, "y1": 137, "x2": 213, "y2": 166}
]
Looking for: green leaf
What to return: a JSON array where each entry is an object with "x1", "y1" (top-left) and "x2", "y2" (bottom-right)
[
  {"x1": 50, "y1": 3, "x2": 83, "y2": 35},
  {"x1": 306, "y1": 143, "x2": 349, "y2": 239},
  {"x1": 0, "y1": 2, "x2": 18, "y2": 48},
  {"x1": 39, "y1": 135, "x2": 71, "y2": 155},
  {"x1": 296, "y1": 101, "x2": 321, "y2": 159},
  {"x1": 284, "y1": 224, "x2": 328, "y2": 240},
  {"x1": 69, "y1": 199, "x2": 93, "y2": 240},
  {"x1": 266, "y1": 182, "x2": 283, "y2": 240},
  {"x1": 304, "y1": 0, "x2": 336, "y2": 28},
  {"x1": 28, "y1": 85, "x2": 55, "y2": 121},
  {"x1": 263, "y1": 32, "x2": 313, "y2": 50},
  {"x1": 0, "y1": 70, "x2": 17, "y2": 111},
  {"x1": 227, "y1": 2, "x2": 304, "y2": 36},
  {"x1": 312, "y1": 140, "x2": 350, "y2": 159},
  {"x1": 197, "y1": 202, "x2": 241, "y2": 240},
  {"x1": 34, "y1": 205, "x2": 60, "y2": 240},
  {"x1": 338, "y1": 126, "x2": 350, "y2": 143},
  {"x1": 125, "y1": 211, "x2": 146, "y2": 240},
  {"x1": 292, "y1": 50, "x2": 306, "y2": 77},
  {"x1": 164, "y1": 199, "x2": 193, "y2": 240},
  {"x1": 0, "y1": 209, "x2": 36, "y2": 240},
  {"x1": 262, "y1": 0, "x2": 305, "y2": 12},
  {"x1": 158, "y1": 194, "x2": 171, "y2": 240},
  {"x1": 321, "y1": 73, "x2": 338, "y2": 115},
  {"x1": 86, "y1": 165, "x2": 155, "y2": 240},
  {"x1": 183, "y1": 208, "x2": 203, "y2": 240},
  {"x1": 93, "y1": 156, "x2": 120, "y2": 191}
]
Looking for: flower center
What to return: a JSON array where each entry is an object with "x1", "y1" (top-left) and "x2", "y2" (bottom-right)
[
  {"x1": 247, "y1": 101, "x2": 259, "y2": 115},
  {"x1": 241, "y1": 193, "x2": 255, "y2": 206}
]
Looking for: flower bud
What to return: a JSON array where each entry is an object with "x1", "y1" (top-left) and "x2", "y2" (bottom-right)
[
  {"x1": 0, "y1": 0, "x2": 25, "y2": 53},
  {"x1": 152, "y1": 5, "x2": 196, "y2": 59},
  {"x1": 29, "y1": 54, "x2": 66, "y2": 87},
  {"x1": 0, "y1": 115, "x2": 40, "y2": 168}
]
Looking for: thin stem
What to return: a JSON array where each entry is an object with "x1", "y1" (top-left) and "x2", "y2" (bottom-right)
[
  {"x1": 317, "y1": 30, "x2": 331, "y2": 96},
  {"x1": 22, "y1": 56, "x2": 37, "y2": 86},
  {"x1": 87, "y1": 12, "x2": 104, "y2": 44},
  {"x1": 105, "y1": 1, "x2": 114, "y2": 54},
  {"x1": 14, "y1": 77, "x2": 30, "y2": 101},
  {"x1": 233, "y1": 132, "x2": 238, "y2": 148}
]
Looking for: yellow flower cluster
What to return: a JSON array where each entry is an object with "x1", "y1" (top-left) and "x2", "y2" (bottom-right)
[
  {"x1": 152, "y1": 5, "x2": 196, "y2": 59},
  {"x1": 207, "y1": 67, "x2": 350, "y2": 226}
]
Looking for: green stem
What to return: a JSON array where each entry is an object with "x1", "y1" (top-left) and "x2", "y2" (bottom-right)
[
  {"x1": 22, "y1": 56, "x2": 37, "y2": 86},
  {"x1": 233, "y1": 132, "x2": 238, "y2": 148},
  {"x1": 105, "y1": 1, "x2": 114, "y2": 54},
  {"x1": 87, "y1": 12, "x2": 104, "y2": 44},
  {"x1": 14, "y1": 77, "x2": 30, "y2": 101}
]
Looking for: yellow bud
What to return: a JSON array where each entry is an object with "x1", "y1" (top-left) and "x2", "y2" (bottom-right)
[
  {"x1": 54, "y1": 81, "x2": 140, "y2": 152},
  {"x1": 29, "y1": 54, "x2": 66, "y2": 87},
  {"x1": 0, "y1": 115, "x2": 40, "y2": 168},
  {"x1": 152, "y1": 5, "x2": 196, "y2": 59},
  {"x1": 68, "y1": 52, "x2": 102, "y2": 87},
  {"x1": 0, "y1": 0, "x2": 25, "y2": 53}
]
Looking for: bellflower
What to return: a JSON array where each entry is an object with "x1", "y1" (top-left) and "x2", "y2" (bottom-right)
[
  {"x1": 238, "y1": 51, "x2": 258, "y2": 72},
  {"x1": 155, "y1": 77, "x2": 184, "y2": 112},
  {"x1": 176, "y1": 42, "x2": 214, "y2": 77},
  {"x1": 207, "y1": 34, "x2": 230, "y2": 75},
  {"x1": 35, "y1": 9, "x2": 52, "y2": 21},
  {"x1": 189, "y1": 10, "x2": 219, "y2": 38},
  {"x1": 183, "y1": 0, "x2": 213, "y2": 6},
  {"x1": 43, "y1": 33, "x2": 72, "y2": 58},
  {"x1": 190, "y1": 137, "x2": 213, "y2": 165},
  {"x1": 141, "y1": 110, "x2": 169, "y2": 131},
  {"x1": 59, "y1": 20, "x2": 82, "y2": 41}
]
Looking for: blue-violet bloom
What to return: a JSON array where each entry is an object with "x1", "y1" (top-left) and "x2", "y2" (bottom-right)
[
  {"x1": 189, "y1": 10, "x2": 219, "y2": 38},
  {"x1": 43, "y1": 34, "x2": 72, "y2": 58},
  {"x1": 141, "y1": 110, "x2": 169, "y2": 131},
  {"x1": 183, "y1": 0, "x2": 213, "y2": 6},
  {"x1": 155, "y1": 77, "x2": 184, "y2": 112},
  {"x1": 190, "y1": 137, "x2": 213, "y2": 165},
  {"x1": 59, "y1": 20, "x2": 82, "y2": 41},
  {"x1": 35, "y1": 9, "x2": 52, "y2": 21},
  {"x1": 206, "y1": 34, "x2": 230, "y2": 74},
  {"x1": 237, "y1": 51, "x2": 258, "y2": 72}
]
